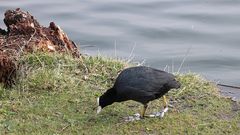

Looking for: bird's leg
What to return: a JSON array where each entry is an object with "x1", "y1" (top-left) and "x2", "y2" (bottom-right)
[
  {"x1": 163, "y1": 95, "x2": 168, "y2": 108},
  {"x1": 140, "y1": 104, "x2": 148, "y2": 118},
  {"x1": 160, "y1": 95, "x2": 169, "y2": 118}
]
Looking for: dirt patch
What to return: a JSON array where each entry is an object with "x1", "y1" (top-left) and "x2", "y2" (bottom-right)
[
  {"x1": 231, "y1": 101, "x2": 240, "y2": 112},
  {"x1": 217, "y1": 101, "x2": 240, "y2": 121},
  {"x1": 0, "y1": 8, "x2": 80, "y2": 87}
]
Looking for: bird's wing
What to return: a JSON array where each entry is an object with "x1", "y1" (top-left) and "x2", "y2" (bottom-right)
[{"x1": 116, "y1": 86, "x2": 156, "y2": 104}]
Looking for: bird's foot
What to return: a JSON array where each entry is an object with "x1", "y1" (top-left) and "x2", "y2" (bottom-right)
[
  {"x1": 125, "y1": 107, "x2": 169, "y2": 121},
  {"x1": 160, "y1": 107, "x2": 168, "y2": 118},
  {"x1": 124, "y1": 113, "x2": 141, "y2": 122},
  {"x1": 147, "y1": 107, "x2": 169, "y2": 118},
  {"x1": 168, "y1": 104, "x2": 174, "y2": 108}
]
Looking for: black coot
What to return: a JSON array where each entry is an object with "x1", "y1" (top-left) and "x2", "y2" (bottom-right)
[{"x1": 97, "y1": 66, "x2": 181, "y2": 118}]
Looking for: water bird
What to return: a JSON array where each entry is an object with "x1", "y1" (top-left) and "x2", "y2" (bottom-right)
[{"x1": 97, "y1": 66, "x2": 181, "y2": 118}]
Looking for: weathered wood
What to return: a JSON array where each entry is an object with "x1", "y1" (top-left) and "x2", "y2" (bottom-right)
[{"x1": 0, "y1": 8, "x2": 80, "y2": 87}]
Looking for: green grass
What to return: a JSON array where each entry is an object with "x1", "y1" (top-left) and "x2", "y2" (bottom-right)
[{"x1": 0, "y1": 52, "x2": 239, "y2": 135}]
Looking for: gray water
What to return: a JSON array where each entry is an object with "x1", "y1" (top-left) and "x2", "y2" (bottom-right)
[{"x1": 1, "y1": 0, "x2": 240, "y2": 99}]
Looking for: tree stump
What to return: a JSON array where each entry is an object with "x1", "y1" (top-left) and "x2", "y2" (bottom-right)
[{"x1": 0, "y1": 8, "x2": 80, "y2": 87}]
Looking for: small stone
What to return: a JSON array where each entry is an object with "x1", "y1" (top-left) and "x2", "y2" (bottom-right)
[
  {"x1": 135, "y1": 117, "x2": 141, "y2": 121},
  {"x1": 134, "y1": 113, "x2": 140, "y2": 117},
  {"x1": 83, "y1": 75, "x2": 88, "y2": 80}
]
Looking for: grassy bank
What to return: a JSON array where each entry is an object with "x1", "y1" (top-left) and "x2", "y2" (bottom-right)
[{"x1": 0, "y1": 52, "x2": 239, "y2": 134}]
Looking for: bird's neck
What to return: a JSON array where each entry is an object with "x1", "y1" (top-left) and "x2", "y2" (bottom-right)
[{"x1": 99, "y1": 88, "x2": 116, "y2": 108}]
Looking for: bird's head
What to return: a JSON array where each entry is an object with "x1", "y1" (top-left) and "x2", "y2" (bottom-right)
[{"x1": 96, "y1": 88, "x2": 116, "y2": 114}]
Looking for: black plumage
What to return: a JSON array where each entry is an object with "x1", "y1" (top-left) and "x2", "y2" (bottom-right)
[{"x1": 97, "y1": 66, "x2": 181, "y2": 118}]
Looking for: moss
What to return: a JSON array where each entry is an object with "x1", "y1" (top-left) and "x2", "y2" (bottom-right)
[{"x1": 0, "y1": 52, "x2": 239, "y2": 134}]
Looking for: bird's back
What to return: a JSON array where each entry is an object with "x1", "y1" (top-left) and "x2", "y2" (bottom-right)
[{"x1": 113, "y1": 66, "x2": 179, "y2": 104}]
